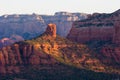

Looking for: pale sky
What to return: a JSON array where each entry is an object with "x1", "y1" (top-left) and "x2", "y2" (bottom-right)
[{"x1": 0, "y1": 0, "x2": 120, "y2": 15}]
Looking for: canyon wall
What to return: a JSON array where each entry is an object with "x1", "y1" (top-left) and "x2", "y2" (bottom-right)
[
  {"x1": 0, "y1": 12, "x2": 88, "y2": 47},
  {"x1": 67, "y1": 9, "x2": 120, "y2": 44},
  {"x1": 0, "y1": 23, "x2": 120, "y2": 75}
]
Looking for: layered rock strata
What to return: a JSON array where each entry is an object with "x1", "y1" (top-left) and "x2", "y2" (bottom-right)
[{"x1": 67, "y1": 9, "x2": 120, "y2": 44}]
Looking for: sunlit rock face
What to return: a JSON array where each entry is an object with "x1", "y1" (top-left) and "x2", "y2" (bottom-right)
[{"x1": 45, "y1": 23, "x2": 56, "y2": 38}]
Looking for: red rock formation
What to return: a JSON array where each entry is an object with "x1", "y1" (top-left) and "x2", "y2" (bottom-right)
[
  {"x1": 67, "y1": 9, "x2": 120, "y2": 69},
  {"x1": 0, "y1": 24, "x2": 59, "y2": 74},
  {"x1": 45, "y1": 23, "x2": 56, "y2": 38},
  {"x1": 0, "y1": 44, "x2": 58, "y2": 74},
  {"x1": 0, "y1": 20, "x2": 120, "y2": 75},
  {"x1": 67, "y1": 24, "x2": 114, "y2": 43},
  {"x1": 67, "y1": 9, "x2": 120, "y2": 43}
]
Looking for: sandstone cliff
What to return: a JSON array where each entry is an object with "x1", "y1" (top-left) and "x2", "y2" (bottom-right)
[{"x1": 67, "y1": 9, "x2": 120, "y2": 43}]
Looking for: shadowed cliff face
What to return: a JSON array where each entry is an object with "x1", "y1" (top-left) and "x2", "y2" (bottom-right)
[
  {"x1": 67, "y1": 9, "x2": 120, "y2": 44},
  {"x1": 0, "y1": 24, "x2": 105, "y2": 74},
  {"x1": 0, "y1": 44, "x2": 58, "y2": 74}
]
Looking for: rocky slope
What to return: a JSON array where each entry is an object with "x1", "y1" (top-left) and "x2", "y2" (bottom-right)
[
  {"x1": 67, "y1": 9, "x2": 120, "y2": 43},
  {"x1": 0, "y1": 12, "x2": 88, "y2": 48},
  {"x1": 0, "y1": 23, "x2": 120, "y2": 76}
]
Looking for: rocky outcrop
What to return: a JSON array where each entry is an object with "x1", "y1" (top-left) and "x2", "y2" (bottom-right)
[
  {"x1": 45, "y1": 23, "x2": 56, "y2": 38},
  {"x1": 0, "y1": 23, "x2": 59, "y2": 74},
  {"x1": 0, "y1": 44, "x2": 57, "y2": 74},
  {"x1": 67, "y1": 9, "x2": 120, "y2": 43}
]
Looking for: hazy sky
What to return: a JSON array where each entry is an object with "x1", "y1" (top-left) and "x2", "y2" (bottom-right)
[{"x1": 0, "y1": 0, "x2": 120, "y2": 15}]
